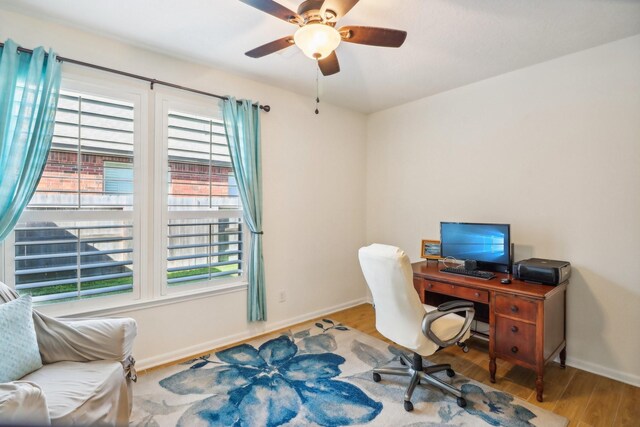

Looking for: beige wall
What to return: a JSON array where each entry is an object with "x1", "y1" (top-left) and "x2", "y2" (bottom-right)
[
  {"x1": 0, "y1": 9, "x2": 369, "y2": 368},
  {"x1": 366, "y1": 35, "x2": 640, "y2": 385}
]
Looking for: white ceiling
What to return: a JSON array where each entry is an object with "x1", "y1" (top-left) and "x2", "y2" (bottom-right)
[{"x1": 1, "y1": 0, "x2": 639, "y2": 113}]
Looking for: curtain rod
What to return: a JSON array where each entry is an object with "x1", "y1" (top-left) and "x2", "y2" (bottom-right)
[{"x1": 0, "y1": 43, "x2": 271, "y2": 112}]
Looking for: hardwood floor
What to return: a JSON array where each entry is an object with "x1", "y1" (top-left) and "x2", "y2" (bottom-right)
[
  {"x1": 327, "y1": 304, "x2": 638, "y2": 427},
  {"x1": 140, "y1": 303, "x2": 638, "y2": 426}
]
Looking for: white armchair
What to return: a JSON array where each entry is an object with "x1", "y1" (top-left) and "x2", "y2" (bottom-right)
[{"x1": 0, "y1": 282, "x2": 137, "y2": 426}]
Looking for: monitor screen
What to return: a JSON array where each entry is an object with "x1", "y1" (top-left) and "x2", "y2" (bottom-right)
[{"x1": 440, "y1": 222, "x2": 511, "y2": 270}]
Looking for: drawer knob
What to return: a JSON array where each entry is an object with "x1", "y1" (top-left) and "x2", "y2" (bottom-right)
[
  {"x1": 511, "y1": 305, "x2": 519, "y2": 313},
  {"x1": 427, "y1": 283, "x2": 433, "y2": 289},
  {"x1": 475, "y1": 292, "x2": 480, "y2": 297},
  {"x1": 511, "y1": 346, "x2": 519, "y2": 354},
  {"x1": 511, "y1": 326, "x2": 519, "y2": 333}
]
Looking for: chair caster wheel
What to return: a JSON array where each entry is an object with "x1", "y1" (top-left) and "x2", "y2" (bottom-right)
[
  {"x1": 404, "y1": 400, "x2": 414, "y2": 412},
  {"x1": 372, "y1": 373, "x2": 381, "y2": 382},
  {"x1": 457, "y1": 342, "x2": 470, "y2": 353},
  {"x1": 456, "y1": 397, "x2": 467, "y2": 408},
  {"x1": 446, "y1": 369, "x2": 456, "y2": 378}
]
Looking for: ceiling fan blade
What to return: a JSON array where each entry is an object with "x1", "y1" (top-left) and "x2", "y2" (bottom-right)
[
  {"x1": 239, "y1": 0, "x2": 301, "y2": 24},
  {"x1": 321, "y1": 0, "x2": 360, "y2": 20},
  {"x1": 318, "y1": 51, "x2": 340, "y2": 76},
  {"x1": 340, "y1": 26, "x2": 407, "y2": 47},
  {"x1": 245, "y1": 36, "x2": 295, "y2": 58}
]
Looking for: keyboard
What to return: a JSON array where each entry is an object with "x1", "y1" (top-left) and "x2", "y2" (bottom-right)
[{"x1": 440, "y1": 267, "x2": 496, "y2": 280}]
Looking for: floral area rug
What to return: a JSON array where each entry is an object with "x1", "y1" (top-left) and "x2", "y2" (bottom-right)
[{"x1": 130, "y1": 319, "x2": 568, "y2": 427}]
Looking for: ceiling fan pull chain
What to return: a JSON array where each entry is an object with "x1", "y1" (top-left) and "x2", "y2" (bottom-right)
[{"x1": 315, "y1": 61, "x2": 320, "y2": 115}]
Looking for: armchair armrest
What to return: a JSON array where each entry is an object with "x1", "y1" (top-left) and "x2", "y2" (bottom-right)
[
  {"x1": 34, "y1": 314, "x2": 138, "y2": 380},
  {"x1": 421, "y1": 300, "x2": 475, "y2": 348},
  {"x1": 0, "y1": 381, "x2": 50, "y2": 425}
]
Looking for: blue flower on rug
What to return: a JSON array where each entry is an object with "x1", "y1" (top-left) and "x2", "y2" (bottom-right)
[
  {"x1": 159, "y1": 335, "x2": 382, "y2": 427},
  {"x1": 458, "y1": 383, "x2": 537, "y2": 426}
]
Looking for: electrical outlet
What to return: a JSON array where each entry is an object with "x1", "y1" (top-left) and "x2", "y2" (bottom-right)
[{"x1": 278, "y1": 290, "x2": 287, "y2": 303}]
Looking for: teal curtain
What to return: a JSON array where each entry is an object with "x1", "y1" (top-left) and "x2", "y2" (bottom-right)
[
  {"x1": 0, "y1": 39, "x2": 61, "y2": 241},
  {"x1": 222, "y1": 97, "x2": 265, "y2": 322}
]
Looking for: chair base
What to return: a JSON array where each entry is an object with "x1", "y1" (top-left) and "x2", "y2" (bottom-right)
[{"x1": 373, "y1": 352, "x2": 467, "y2": 411}]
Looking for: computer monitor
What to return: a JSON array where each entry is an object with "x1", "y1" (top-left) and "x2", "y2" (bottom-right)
[{"x1": 440, "y1": 222, "x2": 511, "y2": 273}]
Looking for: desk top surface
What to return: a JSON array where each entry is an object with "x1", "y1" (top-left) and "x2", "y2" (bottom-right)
[{"x1": 412, "y1": 260, "x2": 565, "y2": 299}]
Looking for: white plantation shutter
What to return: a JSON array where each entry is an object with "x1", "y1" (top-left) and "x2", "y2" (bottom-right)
[
  {"x1": 11, "y1": 89, "x2": 138, "y2": 303},
  {"x1": 165, "y1": 110, "x2": 243, "y2": 286}
]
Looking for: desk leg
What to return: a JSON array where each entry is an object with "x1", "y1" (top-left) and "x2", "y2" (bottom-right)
[
  {"x1": 535, "y1": 375, "x2": 544, "y2": 402},
  {"x1": 560, "y1": 347, "x2": 567, "y2": 369},
  {"x1": 489, "y1": 358, "x2": 496, "y2": 383}
]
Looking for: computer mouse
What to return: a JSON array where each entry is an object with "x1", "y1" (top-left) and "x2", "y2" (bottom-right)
[{"x1": 500, "y1": 278, "x2": 512, "y2": 285}]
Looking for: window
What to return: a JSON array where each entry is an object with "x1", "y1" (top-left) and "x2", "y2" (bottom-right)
[
  {"x1": 5, "y1": 82, "x2": 142, "y2": 305},
  {"x1": 160, "y1": 104, "x2": 244, "y2": 292},
  {"x1": 104, "y1": 162, "x2": 134, "y2": 194},
  {"x1": 1, "y1": 78, "x2": 246, "y2": 310}
]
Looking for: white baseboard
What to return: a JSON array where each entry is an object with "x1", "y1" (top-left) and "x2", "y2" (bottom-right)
[
  {"x1": 565, "y1": 356, "x2": 640, "y2": 387},
  {"x1": 136, "y1": 297, "x2": 369, "y2": 371}
]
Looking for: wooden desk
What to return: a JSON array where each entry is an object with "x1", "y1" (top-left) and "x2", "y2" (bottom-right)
[{"x1": 412, "y1": 260, "x2": 568, "y2": 402}]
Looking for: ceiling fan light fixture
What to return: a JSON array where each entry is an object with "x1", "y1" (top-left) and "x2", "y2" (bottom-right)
[{"x1": 294, "y1": 23, "x2": 341, "y2": 60}]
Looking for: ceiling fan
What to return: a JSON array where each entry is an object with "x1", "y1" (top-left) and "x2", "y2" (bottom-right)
[{"x1": 239, "y1": 0, "x2": 408, "y2": 76}]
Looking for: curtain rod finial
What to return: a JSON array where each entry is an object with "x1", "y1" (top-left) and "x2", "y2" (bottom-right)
[{"x1": 260, "y1": 105, "x2": 271, "y2": 112}]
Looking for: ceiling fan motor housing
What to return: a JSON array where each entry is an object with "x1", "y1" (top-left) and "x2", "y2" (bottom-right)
[{"x1": 297, "y1": 0, "x2": 336, "y2": 24}]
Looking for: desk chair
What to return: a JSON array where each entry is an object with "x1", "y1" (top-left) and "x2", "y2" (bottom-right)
[{"x1": 358, "y1": 244, "x2": 475, "y2": 411}]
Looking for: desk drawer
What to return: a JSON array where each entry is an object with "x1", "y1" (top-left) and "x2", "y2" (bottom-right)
[
  {"x1": 495, "y1": 316, "x2": 536, "y2": 365},
  {"x1": 495, "y1": 294, "x2": 538, "y2": 322},
  {"x1": 424, "y1": 281, "x2": 489, "y2": 304}
]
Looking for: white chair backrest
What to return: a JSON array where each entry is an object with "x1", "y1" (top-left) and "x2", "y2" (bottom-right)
[{"x1": 358, "y1": 244, "x2": 432, "y2": 353}]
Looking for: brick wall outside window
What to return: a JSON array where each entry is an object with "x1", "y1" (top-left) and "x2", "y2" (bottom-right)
[{"x1": 37, "y1": 150, "x2": 231, "y2": 196}]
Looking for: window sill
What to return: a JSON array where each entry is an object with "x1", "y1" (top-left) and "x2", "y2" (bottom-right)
[{"x1": 36, "y1": 281, "x2": 248, "y2": 319}]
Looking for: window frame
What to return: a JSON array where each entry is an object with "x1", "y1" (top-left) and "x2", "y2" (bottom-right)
[
  {"x1": 1, "y1": 74, "x2": 148, "y2": 316},
  {"x1": 0, "y1": 75, "x2": 248, "y2": 317},
  {"x1": 153, "y1": 92, "x2": 248, "y2": 298}
]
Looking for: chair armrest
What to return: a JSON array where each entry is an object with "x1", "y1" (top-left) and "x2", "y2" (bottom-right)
[
  {"x1": 421, "y1": 300, "x2": 475, "y2": 348},
  {"x1": 0, "y1": 381, "x2": 51, "y2": 425},
  {"x1": 36, "y1": 316, "x2": 138, "y2": 381},
  {"x1": 36, "y1": 315, "x2": 137, "y2": 363},
  {"x1": 437, "y1": 300, "x2": 474, "y2": 312}
]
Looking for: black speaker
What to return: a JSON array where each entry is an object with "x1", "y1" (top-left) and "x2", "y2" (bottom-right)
[
  {"x1": 464, "y1": 259, "x2": 477, "y2": 270},
  {"x1": 510, "y1": 243, "x2": 514, "y2": 268}
]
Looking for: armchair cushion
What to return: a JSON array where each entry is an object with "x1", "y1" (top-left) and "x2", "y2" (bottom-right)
[
  {"x1": 21, "y1": 360, "x2": 130, "y2": 426},
  {"x1": 0, "y1": 295, "x2": 42, "y2": 382}
]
